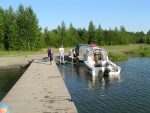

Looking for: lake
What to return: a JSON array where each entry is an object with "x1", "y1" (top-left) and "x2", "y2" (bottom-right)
[
  {"x1": 57, "y1": 57, "x2": 150, "y2": 113},
  {"x1": 0, "y1": 57, "x2": 150, "y2": 113},
  {"x1": 0, "y1": 68, "x2": 26, "y2": 101}
]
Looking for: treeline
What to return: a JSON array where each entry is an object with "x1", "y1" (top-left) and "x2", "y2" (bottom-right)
[
  {"x1": 0, "y1": 4, "x2": 150, "y2": 51},
  {"x1": 45, "y1": 22, "x2": 150, "y2": 47},
  {"x1": 0, "y1": 4, "x2": 43, "y2": 51}
]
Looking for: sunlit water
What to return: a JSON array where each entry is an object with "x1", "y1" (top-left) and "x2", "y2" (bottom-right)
[
  {"x1": 0, "y1": 57, "x2": 150, "y2": 113},
  {"x1": 57, "y1": 57, "x2": 150, "y2": 113}
]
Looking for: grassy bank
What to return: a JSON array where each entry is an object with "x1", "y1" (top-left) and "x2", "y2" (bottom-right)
[
  {"x1": 0, "y1": 48, "x2": 71, "y2": 57},
  {"x1": 108, "y1": 52, "x2": 129, "y2": 61},
  {"x1": 125, "y1": 45, "x2": 150, "y2": 57},
  {"x1": 1, "y1": 44, "x2": 149, "y2": 61}
]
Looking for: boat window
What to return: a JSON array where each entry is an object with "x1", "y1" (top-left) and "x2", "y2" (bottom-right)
[
  {"x1": 87, "y1": 51, "x2": 93, "y2": 60},
  {"x1": 89, "y1": 52, "x2": 93, "y2": 56},
  {"x1": 101, "y1": 51, "x2": 107, "y2": 61},
  {"x1": 94, "y1": 54, "x2": 101, "y2": 62}
]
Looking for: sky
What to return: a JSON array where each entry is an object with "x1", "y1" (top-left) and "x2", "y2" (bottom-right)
[{"x1": 0, "y1": 0, "x2": 150, "y2": 33}]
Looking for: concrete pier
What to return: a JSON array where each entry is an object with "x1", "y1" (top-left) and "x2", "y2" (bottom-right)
[{"x1": 0, "y1": 58, "x2": 77, "y2": 113}]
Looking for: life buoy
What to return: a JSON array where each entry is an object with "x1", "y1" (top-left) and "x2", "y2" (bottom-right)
[{"x1": 0, "y1": 104, "x2": 10, "y2": 113}]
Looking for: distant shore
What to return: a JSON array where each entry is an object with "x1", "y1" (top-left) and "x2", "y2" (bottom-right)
[{"x1": 0, "y1": 44, "x2": 146, "y2": 69}]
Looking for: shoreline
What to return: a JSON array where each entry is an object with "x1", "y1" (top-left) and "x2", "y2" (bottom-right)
[
  {"x1": 0, "y1": 54, "x2": 46, "y2": 69},
  {"x1": 0, "y1": 53, "x2": 61, "y2": 69}
]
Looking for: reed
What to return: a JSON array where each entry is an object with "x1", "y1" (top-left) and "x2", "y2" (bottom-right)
[
  {"x1": 108, "y1": 52, "x2": 129, "y2": 61},
  {"x1": 126, "y1": 45, "x2": 150, "y2": 57}
]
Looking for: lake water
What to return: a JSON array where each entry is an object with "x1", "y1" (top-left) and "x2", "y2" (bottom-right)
[
  {"x1": 0, "y1": 57, "x2": 150, "y2": 113},
  {"x1": 57, "y1": 57, "x2": 150, "y2": 113},
  {"x1": 0, "y1": 68, "x2": 26, "y2": 101}
]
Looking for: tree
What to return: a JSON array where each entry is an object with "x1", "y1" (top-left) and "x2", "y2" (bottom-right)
[
  {"x1": 16, "y1": 4, "x2": 43, "y2": 50},
  {"x1": 134, "y1": 31, "x2": 145, "y2": 44},
  {"x1": 88, "y1": 21, "x2": 96, "y2": 43},
  {"x1": 146, "y1": 30, "x2": 150, "y2": 44},
  {"x1": 16, "y1": 4, "x2": 26, "y2": 50},
  {"x1": 58, "y1": 21, "x2": 67, "y2": 46},
  {"x1": 95, "y1": 25, "x2": 104, "y2": 46},
  {"x1": 24, "y1": 6, "x2": 43, "y2": 50},
  {"x1": 0, "y1": 7, "x2": 5, "y2": 50},
  {"x1": 78, "y1": 28, "x2": 88, "y2": 44},
  {"x1": 119, "y1": 25, "x2": 130, "y2": 45},
  {"x1": 4, "y1": 6, "x2": 20, "y2": 50},
  {"x1": 66, "y1": 23, "x2": 78, "y2": 47}
]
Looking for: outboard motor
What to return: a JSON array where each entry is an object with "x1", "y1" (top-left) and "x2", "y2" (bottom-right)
[{"x1": 104, "y1": 63, "x2": 113, "y2": 76}]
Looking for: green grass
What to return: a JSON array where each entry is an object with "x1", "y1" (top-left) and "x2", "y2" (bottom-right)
[
  {"x1": 102, "y1": 44, "x2": 141, "y2": 53},
  {"x1": 0, "y1": 47, "x2": 73, "y2": 57},
  {"x1": 108, "y1": 52, "x2": 129, "y2": 61},
  {"x1": 126, "y1": 45, "x2": 150, "y2": 57},
  {"x1": 0, "y1": 50, "x2": 44, "y2": 57},
  {"x1": 1, "y1": 44, "x2": 150, "y2": 61}
]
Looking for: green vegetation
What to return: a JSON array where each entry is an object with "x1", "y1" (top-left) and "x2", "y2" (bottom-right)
[
  {"x1": 0, "y1": 50, "x2": 43, "y2": 57},
  {"x1": 0, "y1": 4, "x2": 150, "y2": 52},
  {"x1": 0, "y1": 4, "x2": 150, "y2": 61},
  {"x1": 1, "y1": 44, "x2": 150, "y2": 61},
  {"x1": 108, "y1": 52, "x2": 129, "y2": 61},
  {"x1": 126, "y1": 45, "x2": 150, "y2": 57},
  {"x1": 0, "y1": 47, "x2": 72, "y2": 57}
]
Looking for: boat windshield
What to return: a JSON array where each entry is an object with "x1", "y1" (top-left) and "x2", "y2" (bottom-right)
[{"x1": 101, "y1": 51, "x2": 108, "y2": 61}]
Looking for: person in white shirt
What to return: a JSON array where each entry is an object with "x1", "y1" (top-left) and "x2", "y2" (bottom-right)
[
  {"x1": 69, "y1": 49, "x2": 76, "y2": 58},
  {"x1": 59, "y1": 45, "x2": 65, "y2": 63}
]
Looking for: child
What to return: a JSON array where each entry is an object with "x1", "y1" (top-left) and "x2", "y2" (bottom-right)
[{"x1": 49, "y1": 46, "x2": 54, "y2": 65}]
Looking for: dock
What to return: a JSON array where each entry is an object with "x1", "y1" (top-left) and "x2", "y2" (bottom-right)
[{"x1": 0, "y1": 57, "x2": 78, "y2": 113}]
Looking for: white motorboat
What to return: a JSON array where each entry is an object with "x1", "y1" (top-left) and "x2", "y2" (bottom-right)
[{"x1": 84, "y1": 46, "x2": 121, "y2": 76}]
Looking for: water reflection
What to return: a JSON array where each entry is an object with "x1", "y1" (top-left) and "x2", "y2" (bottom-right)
[
  {"x1": 76, "y1": 64, "x2": 120, "y2": 90},
  {"x1": 57, "y1": 57, "x2": 150, "y2": 113},
  {"x1": 70, "y1": 62, "x2": 75, "y2": 76},
  {"x1": 58, "y1": 63, "x2": 120, "y2": 91}
]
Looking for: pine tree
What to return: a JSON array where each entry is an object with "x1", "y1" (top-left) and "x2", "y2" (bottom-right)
[
  {"x1": 4, "y1": 6, "x2": 19, "y2": 50},
  {"x1": 0, "y1": 7, "x2": 5, "y2": 50},
  {"x1": 88, "y1": 21, "x2": 96, "y2": 44}
]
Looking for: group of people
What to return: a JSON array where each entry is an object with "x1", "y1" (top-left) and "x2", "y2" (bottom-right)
[{"x1": 47, "y1": 45, "x2": 65, "y2": 65}]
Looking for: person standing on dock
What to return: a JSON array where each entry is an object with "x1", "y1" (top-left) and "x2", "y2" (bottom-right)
[
  {"x1": 49, "y1": 46, "x2": 54, "y2": 65},
  {"x1": 47, "y1": 47, "x2": 50, "y2": 60},
  {"x1": 59, "y1": 45, "x2": 65, "y2": 63}
]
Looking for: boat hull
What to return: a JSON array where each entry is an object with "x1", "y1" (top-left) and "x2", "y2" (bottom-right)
[
  {"x1": 84, "y1": 61, "x2": 105, "y2": 76},
  {"x1": 84, "y1": 61, "x2": 121, "y2": 76}
]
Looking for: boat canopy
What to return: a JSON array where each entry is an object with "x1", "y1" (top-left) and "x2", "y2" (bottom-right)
[{"x1": 86, "y1": 47, "x2": 108, "y2": 61}]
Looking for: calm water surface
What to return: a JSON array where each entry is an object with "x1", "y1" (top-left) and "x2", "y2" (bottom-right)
[
  {"x1": 57, "y1": 57, "x2": 150, "y2": 113},
  {"x1": 0, "y1": 57, "x2": 150, "y2": 113},
  {"x1": 0, "y1": 69, "x2": 26, "y2": 101}
]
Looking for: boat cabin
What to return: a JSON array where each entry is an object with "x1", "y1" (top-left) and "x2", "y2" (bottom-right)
[{"x1": 85, "y1": 47, "x2": 109, "y2": 65}]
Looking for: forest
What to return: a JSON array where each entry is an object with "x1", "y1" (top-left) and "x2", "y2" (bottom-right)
[{"x1": 0, "y1": 4, "x2": 150, "y2": 51}]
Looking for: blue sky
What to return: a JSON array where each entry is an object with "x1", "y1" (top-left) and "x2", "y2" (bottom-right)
[{"x1": 0, "y1": 0, "x2": 150, "y2": 33}]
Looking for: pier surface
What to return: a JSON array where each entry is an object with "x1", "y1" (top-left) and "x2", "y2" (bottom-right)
[{"x1": 0, "y1": 58, "x2": 77, "y2": 113}]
